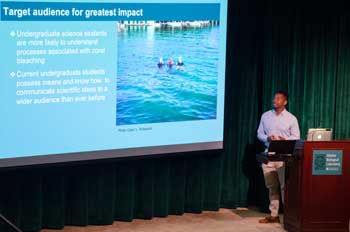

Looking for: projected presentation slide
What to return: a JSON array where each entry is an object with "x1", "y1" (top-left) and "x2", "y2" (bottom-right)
[{"x1": 0, "y1": 0, "x2": 228, "y2": 167}]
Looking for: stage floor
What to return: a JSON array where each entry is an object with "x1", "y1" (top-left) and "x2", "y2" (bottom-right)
[{"x1": 42, "y1": 208, "x2": 286, "y2": 232}]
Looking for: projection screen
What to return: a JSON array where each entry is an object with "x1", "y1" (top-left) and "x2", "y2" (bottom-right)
[{"x1": 0, "y1": 0, "x2": 228, "y2": 168}]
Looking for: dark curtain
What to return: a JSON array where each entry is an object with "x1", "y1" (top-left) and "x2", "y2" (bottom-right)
[
  {"x1": 0, "y1": 154, "x2": 224, "y2": 231},
  {"x1": 1, "y1": 1, "x2": 349, "y2": 231}
]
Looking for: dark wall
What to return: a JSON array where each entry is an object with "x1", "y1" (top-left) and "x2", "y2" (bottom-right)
[{"x1": 1, "y1": 1, "x2": 349, "y2": 231}]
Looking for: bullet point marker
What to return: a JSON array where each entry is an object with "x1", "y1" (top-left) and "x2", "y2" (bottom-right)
[
  {"x1": 10, "y1": 31, "x2": 15, "y2": 37},
  {"x1": 10, "y1": 72, "x2": 15, "y2": 77}
]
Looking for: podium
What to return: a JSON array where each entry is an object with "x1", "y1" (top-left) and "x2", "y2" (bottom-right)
[{"x1": 284, "y1": 141, "x2": 350, "y2": 232}]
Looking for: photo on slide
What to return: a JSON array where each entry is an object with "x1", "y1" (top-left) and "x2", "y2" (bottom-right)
[{"x1": 116, "y1": 20, "x2": 220, "y2": 125}]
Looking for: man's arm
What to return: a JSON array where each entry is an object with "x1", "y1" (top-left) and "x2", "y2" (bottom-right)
[
  {"x1": 289, "y1": 117, "x2": 300, "y2": 140},
  {"x1": 257, "y1": 116, "x2": 268, "y2": 143}
]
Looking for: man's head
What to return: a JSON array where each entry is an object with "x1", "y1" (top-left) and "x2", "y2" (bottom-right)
[{"x1": 272, "y1": 90, "x2": 288, "y2": 110}]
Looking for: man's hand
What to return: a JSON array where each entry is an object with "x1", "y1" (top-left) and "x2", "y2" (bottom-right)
[
  {"x1": 268, "y1": 135, "x2": 287, "y2": 142},
  {"x1": 267, "y1": 135, "x2": 278, "y2": 141}
]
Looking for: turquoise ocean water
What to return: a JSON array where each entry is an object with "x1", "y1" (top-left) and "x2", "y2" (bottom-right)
[{"x1": 117, "y1": 24, "x2": 219, "y2": 125}]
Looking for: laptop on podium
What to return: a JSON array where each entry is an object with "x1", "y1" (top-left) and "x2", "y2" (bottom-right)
[
  {"x1": 268, "y1": 140, "x2": 298, "y2": 156},
  {"x1": 307, "y1": 128, "x2": 333, "y2": 141},
  {"x1": 256, "y1": 140, "x2": 300, "y2": 164}
]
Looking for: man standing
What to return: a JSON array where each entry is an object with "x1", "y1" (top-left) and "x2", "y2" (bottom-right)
[{"x1": 257, "y1": 91, "x2": 300, "y2": 223}]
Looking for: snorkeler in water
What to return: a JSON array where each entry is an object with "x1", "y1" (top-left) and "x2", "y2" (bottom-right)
[
  {"x1": 167, "y1": 58, "x2": 174, "y2": 68},
  {"x1": 176, "y1": 56, "x2": 185, "y2": 71},
  {"x1": 177, "y1": 56, "x2": 184, "y2": 66},
  {"x1": 157, "y1": 57, "x2": 164, "y2": 68}
]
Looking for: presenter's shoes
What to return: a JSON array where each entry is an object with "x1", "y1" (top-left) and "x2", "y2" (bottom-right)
[{"x1": 258, "y1": 216, "x2": 280, "y2": 223}]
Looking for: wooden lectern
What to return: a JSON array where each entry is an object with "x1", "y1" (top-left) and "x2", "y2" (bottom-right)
[{"x1": 284, "y1": 141, "x2": 350, "y2": 232}]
